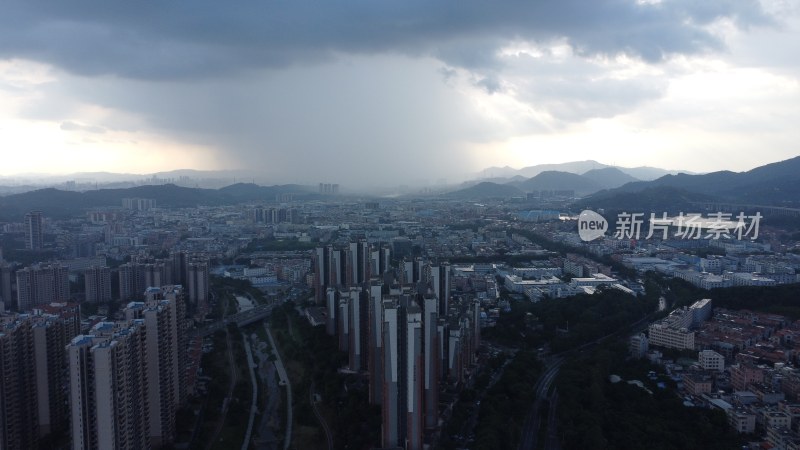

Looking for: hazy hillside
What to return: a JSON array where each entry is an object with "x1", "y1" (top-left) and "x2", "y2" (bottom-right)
[
  {"x1": 512, "y1": 171, "x2": 604, "y2": 196},
  {"x1": 0, "y1": 183, "x2": 316, "y2": 221},
  {"x1": 476, "y1": 160, "x2": 691, "y2": 182},
  {"x1": 445, "y1": 182, "x2": 524, "y2": 199},
  {"x1": 581, "y1": 167, "x2": 640, "y2": 189},
  {"x1": 575, "y1": 186, "x2": 719, "y2": 213},
  {"x1": 589, "y1": 155, "x2": 800, "y2": 208}
]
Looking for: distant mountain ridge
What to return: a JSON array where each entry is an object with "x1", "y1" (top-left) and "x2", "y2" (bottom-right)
[
  {"x1": 476, "y1": 160, "x2": 693, "y2": 181},
  {"x1": 447, "y1": 156, "x2": 800, "y2": 205},
  {"x1": 510, "y1": 171, "x2": 604, "y2": 195},
  {"x1": 447, "y1": 167, "x2": 641, "y2": 200},
  {"x1": 2, "y1": 157, "x2": 797, "y2": 213},
  {"x1": 0, "y1": 182, "x2": 315, "y2": 221},
  {"x1": 0, "y1": 168, "x2": 275, "y2": 191},
  {"x1": 581, "y1": 155, "x2": 800, "y2": 209},
  {"x1": 581, "y1": 167, "x2": 640, "y2": 189}
]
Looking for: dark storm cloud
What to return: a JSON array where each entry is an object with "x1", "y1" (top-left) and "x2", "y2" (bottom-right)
[
  {"x1": 0, "y1": 0, "x2": 771, "y2": 80},
  {"x1": 43, "y1": 57, "x2": 491, "y2": 187},
  {"x1": 0, "y1": 0, "x2": 782, "y2": 187}
]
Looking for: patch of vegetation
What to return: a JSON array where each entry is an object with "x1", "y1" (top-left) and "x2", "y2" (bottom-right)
[
  {"x1": 535, "y1": 288, "x2": 656, "y2": 352},
  {"x1": 484, "y1": 288, "x2": 656, "y2": 352},
  {"x1": 648, "y1": 272, "x2": 800, "y2": 319},
  {"x1": 192, "y1": 331, "x2": 231, "y2": 446},
  {"x1": 472, "y1": 350, "x2": 543, "y2": 450},
  {"x1": 556, "y1": 343, "x2": 743, "y2": 450},
  {"x1": 269, "y1": 302, "x2": 380, "y2": 449},
  {"x1": 210, "y1": 275, "x2": 268, "y2": 306}
]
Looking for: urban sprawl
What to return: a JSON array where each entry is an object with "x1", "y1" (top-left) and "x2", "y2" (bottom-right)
[{"x1": 1, "y1": 193, "x2": 800, "y2": 449}]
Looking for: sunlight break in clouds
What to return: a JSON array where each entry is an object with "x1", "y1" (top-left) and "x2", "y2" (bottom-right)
[{"x1": 0, "y1": 61, "x2": 219, "y2": 176}]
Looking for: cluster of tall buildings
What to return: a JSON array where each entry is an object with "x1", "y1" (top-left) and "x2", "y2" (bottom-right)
[
  {"x1": 15, "y1": 264, "x2": 71, "y2": 311},
  {"x1": 318, "y1": 183, "x2": 339, "y2": 195},
  {"x1": 0, "y1": 286, "x2": 189, "y2": 448},
  {"x1": 84, "y1": 265, "x2": 112, "y2": 303},
  {"x1": 313, "y1": 240, "x2": 391, "y2": 304},
  {"x1": 0, "y1": 303, "x2": 80, "y2": 448},
  {"x1": 119, "y1": 251, "x2": 209, "y2": 308},
  {"x1": 121, "y1": 197, "x2": 157, "y2": 211},
  {"x1": 69, "y1": 285, "x2": 188, "y2": 449},
  {"x1": 252, "y1": 206, "x2": 300, "y2": 224},
  {"x1": 1, "y1": 248, "x2": 208, "y2": 312},
  {"x1": 1, "y1": 260, "x2": 75, "y2": 312},
  {"x1": 314, "y1": 244, "x2": 480, "y2": 450}
]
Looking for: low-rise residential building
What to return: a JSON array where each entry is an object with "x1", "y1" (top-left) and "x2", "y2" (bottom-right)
[
  {"x1": 731, "y1": 364, "x2": 765, "y2": 391},
  {"x1": 780, "y1": 403, "x2": 800, "y2": 432},
  {"x1": 699, "y1": 349, "x2": 725, "y2": 372},
  {"x1": 630, "y1": 333, "x2": 649, "y2": 359},
  {"x1": 648, "y1": 300, "x2": 713, "y2": 351},
  {"x1": 752, "y1": 384, "x2": 786, "y2": 405},
  {"x1": 649, "y1": 322, "x2": 695, "y2": 350},
  {"x1": 728, "y1": 407, "x2": 757, "y2": 434},
  {"x1": 766, "y1": 426, "x2": 800, "y2": 450},
  {"x1": 683, "y1": 373, "x2": 714, "y2": 396},
  {"x1": 763, "y1": 410, "x2": 792, "y2": 431}
]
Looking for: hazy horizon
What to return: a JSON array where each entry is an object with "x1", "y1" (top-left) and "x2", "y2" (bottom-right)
[{"x1": 0, "y1": 156, "x2": 796, "y2": 193}]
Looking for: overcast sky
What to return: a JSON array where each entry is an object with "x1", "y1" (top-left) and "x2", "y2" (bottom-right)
[{"x1": 1, "y1": 0, "x2": 798, "y2": 187}]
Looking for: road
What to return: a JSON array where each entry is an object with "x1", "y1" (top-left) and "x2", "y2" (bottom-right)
[
  {"x1": 518, "y1": 308, "x2": 659, "y2": 450},
  {"x1": 518, "y1": 356, "x2": 563, "y2": 450},
  {"x1": 455, "y1": 352, "x2": 515, "y2": 447},
  {"x1": 310, "y1": 382, "x2": 334, "y2": 450},
  {"x1": 253, "y1": 333, "x2": 281, "y2": 450},
  {"x1": 265, "y1": 323, "x2": 292, "y2": 450},
  {"x1": 206, "y1": 325, "x2": 239, "y2": 450},
  {"x1": 202, "y1": 295, "x2": 274, "y2": 449},
  {"x1": 544, "y1": 389, "x2": 560, "y2": 450},
  {"x1": 241, "y1": 332, "x2": 259, "y2": 450}
]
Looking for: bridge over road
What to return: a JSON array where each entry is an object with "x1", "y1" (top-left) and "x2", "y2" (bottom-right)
[{"x1": 194, "y1": 304, "x2": 274, "y2": 337}]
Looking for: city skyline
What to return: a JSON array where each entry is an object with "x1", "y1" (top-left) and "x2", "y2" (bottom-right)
[
  {"x1": 0, "y1": 1, "x2": 799, "y2": 187},
  {"x1": 0, "y1": 171, "x2": 799, "y2": 448}
]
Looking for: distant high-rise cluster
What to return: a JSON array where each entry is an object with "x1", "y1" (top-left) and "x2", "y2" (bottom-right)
[
  {"x1": 121, "y1": 197, "x2": 157, "y2": 211},
  {"x1": 319, "y1": 183, "x2": 339, "y2": 195},
  {"x1": 314, "y1": 241, "x2": 389, "y2": 304},
  {"x1": 25, "y1": 210, "x2": 44, "y2": 250},
  {"x1": 84, "y1": 265, "x2": 112, "y2": 303},
  {"x1": 0, "y1": 262, "x2": 14, "y2": 308},
  {"x1": 275, "y1": 193, "x2": 295, "y2": 202},
  {"x1": 16, "y1": 264, "x2": 70, "y2": 311},
  {"x1": 119, "y1": 251, "x2": 209, "y2": 308},
  {"x1": 252, "y1": 206, "x2": 299, "y2": 224},
  {"x1": 315, "y1": 244, "x2": 480, "y2": 449}
]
